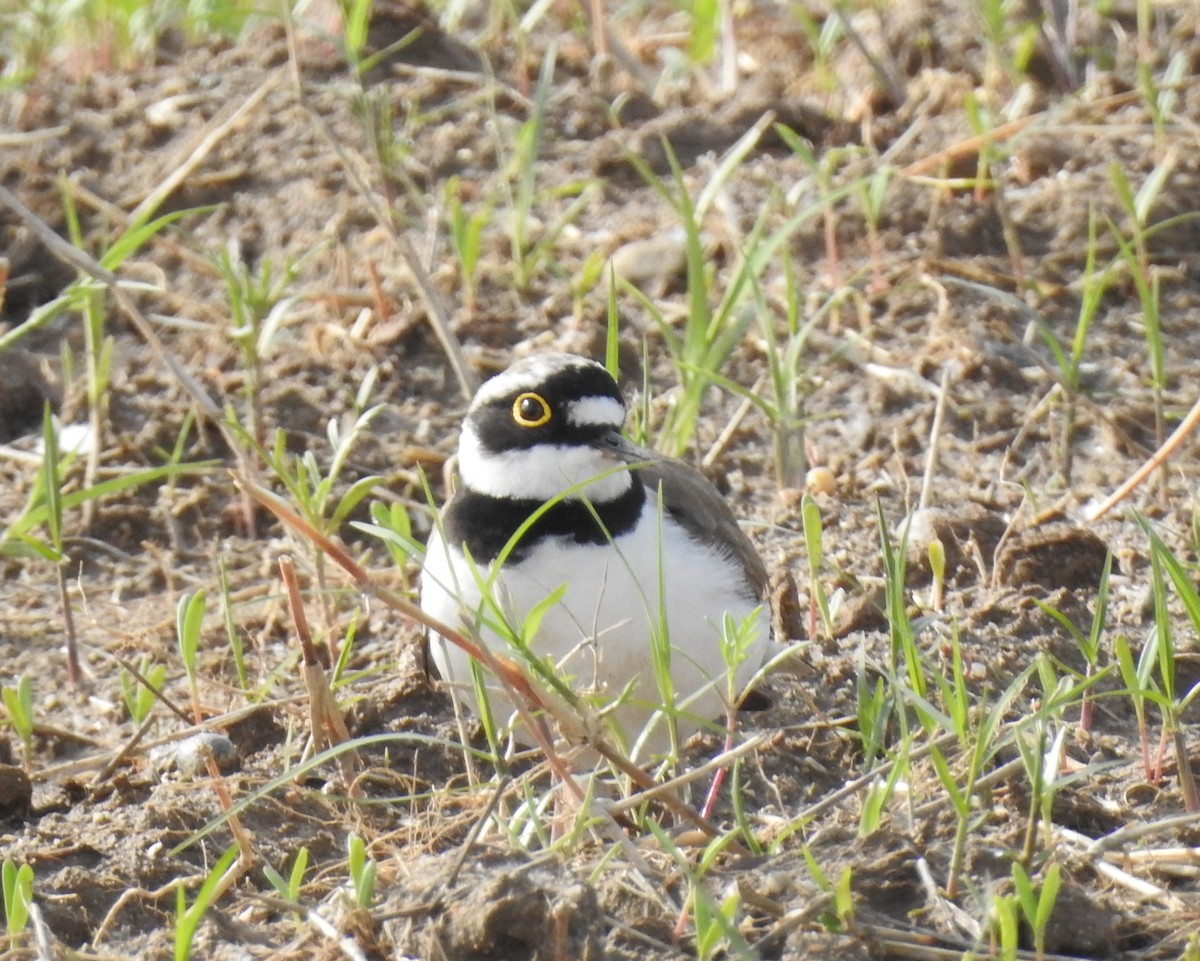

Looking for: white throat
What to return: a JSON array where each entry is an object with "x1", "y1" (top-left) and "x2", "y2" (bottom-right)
[{"x1": 457, "y1": 424, "x2": 633, "y2": 502}]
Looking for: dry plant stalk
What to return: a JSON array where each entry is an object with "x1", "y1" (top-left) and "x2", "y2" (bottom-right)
[
  {"x1": 279, "y1": 553, "x2": 359, "y2": 788},
  {"x1": 235, "y1": 472, "x2": 745, "y2": 849},
  {"x1": 1087, "y1": 392, "x2": 1200, "y2": 520}
]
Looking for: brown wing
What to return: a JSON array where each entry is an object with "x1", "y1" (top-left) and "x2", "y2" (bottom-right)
[{"x1": 623, "y1": 444, "x2": 769, "y2": 601}]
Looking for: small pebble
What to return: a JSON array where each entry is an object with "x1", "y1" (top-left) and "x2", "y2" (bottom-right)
[
  {"x1": 805, "y1": 465, "x2": 837, "y2": 496},
  {"x1": 608, "y1": 229, "x2": 686, "y2": 290},
  {"x1": 153, "y1": 732, "x2": 240, "y2": 780}
]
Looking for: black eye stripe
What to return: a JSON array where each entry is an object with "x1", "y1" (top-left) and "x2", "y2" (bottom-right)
[{"x1": 468, "y1": 362, "x2": 627, "y2": 452}]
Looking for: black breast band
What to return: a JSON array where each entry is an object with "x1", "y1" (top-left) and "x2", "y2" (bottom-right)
[{"x1": 441, "y1": 480, "x2": 646, "y2": 564}]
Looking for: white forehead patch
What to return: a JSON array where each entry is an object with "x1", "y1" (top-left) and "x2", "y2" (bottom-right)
[
  {"x1": 567, "y1": 395, "x2": 625, "y2": 428},
  {"x1": 471, "y1": 354, "x2": 600, "y2": 410}
]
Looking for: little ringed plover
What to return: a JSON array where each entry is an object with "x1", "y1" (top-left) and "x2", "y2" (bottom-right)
[{"x1": 420, "y1": 353, "x2": 769, "y2": 753}]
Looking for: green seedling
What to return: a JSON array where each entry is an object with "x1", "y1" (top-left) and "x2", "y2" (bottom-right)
[
  {"x1": 963, "y1": 89, "x2": 1031, "y2": 282},
  {"x1": 1110, "y1": 160, "x2": 1170, "y2": 475},
  {"x1": 0, "y1": 0, "x2": 259, "y2": 86},
  {"x1": 989, "y1": 890, "x2": 1022, "y2": 961},
  {"x1": 776, "y1": 126, "x2": 843, "y2": 279},
  {"x1": 976, "y1": 0, "x2": 1039, "y2": 89},
  {"x1": 59, "y1": 179, "x2": 115, "y2": 502},
  {"x1": 501, "y1": 45, "x2": 597, "y2": 289},
  {"x1": 851, "y1": 164, "x2": 894, "y2": 291},
  {"x1": 622, "y1": 124, "x2": 848, "y2": 464},
  {"x1": 2, "y1": 860, "x2": 33, "y2": 937},
  {"x1": 444, "y1": 176, "x2": 495, "y2": 311},
  {"x1": 801, "y1": 494, "x2": 833, "y2": 639},
  {"x1": 329, "y1": 612, "x2": 361, "y2": 691},
  {"x1": 40, "y1": 407, "x2": 73, "y2": 677},
  {"x1": 927, "y1": 537, "x2": 946, "y2": 613},
  {"x1": 1033, "y1": 551, "x2": 1112, "y2": 732},
  {"x1": 792, "y1": 4, "x2": 846, "y2": 89},
  {"x1": 1, "y1": 424, "x2": 212, "y2": 556},
  {"x1": 1027, "y1": 208, "x2": 1111, "y2": 482},
  {"x1": 759, "y1": 253, "x2": 815, "y2": 487},
  {"x1": 1017, "y1": 709, "x2": 1056, "y2": 867},
  {"x1": 216, "y1": 247, "x2": 304, "y2": 447},
  {"x1": 858, "y1": 742, "x2": 908, "y2": 837},
  {"x1": 1, "y1": 675, "x2": 33, "y2": 769},
  {"x1": 346, "y1": 833, "x2": 376, "y2": 910},
  {"x1": 119, "y1": 655, "x2": 167, "y2": 726},
  {"x1": 646, "y1": 822, "x2": 754, "y2": 961},
  {"x1": 1012, "y1": 861, "x2": 1062, "y2": 961},
  {"x1": 177, "y1": 590, "x2": 207, "y2": 725},
  {"x1": 571, "y1": 247, "x2": 610, "y2": 321},
  {"x1": 832, "y1": 866, "x2": 854, "y2": 932},
  {"x1": 507, "y1": 776, "x2": 559, "y2": 852},
  {"x1": 1138, "y1": 517, "x2": 1200, "y2": 810},
  {"x1": 174, "y1": 845, "x2": 239, "y2": 961},
  {"x1": 0, "y1": 185, "x2": 199, "y2": 355},
  {"x1": 352, "y1": 86, "x2": 425, "y2": 204},
  {"x1": 1114, "y1": 632, "x2": 1159, "y2": 782},
  {"x1": 683, "y1": 0, "x2": 720, "y2": 67},
  {"x1": 262, "y1": 846, "x2": 309, "y2": 918},
  {"x1": 726, "y1": 736, "x2": 757, "y2": 855},
  {"x1": 935, "y1": 657, "x2": 1038, "y2": 897},
  {"x1": 365, "y1": 501, "x2": 418, "y2": 572},
  {"x1": 217, "y1": 558, "x2": 248, "y2": 694},
  {"x1": 338, "y1": 0, "x2": 373, "y2": 65},
  {"x1": 1013, "y1": 659, "x2": 1106, "y2": 863},
  {"x1": 269, "y1": 369, "x2": 385, "y2": 535},
  {"x1": 678, "y1": 260, "x2": 824, "y2": 489},
  {"x1": 855, "y1": 668, "x2": 891, "y2": 768},
  {"x1": 877, "y1": 506, "x2": 931, "y2": 727},
  {"x1": 647, "y1": 498, "x2": 683, "y2": 757},
  {"x1": 1105, "y1": 163, "x2": 1200, "y2": 502},
  {"x1": 7, "y1": 408, "x2": 82, "y2": 685},
  {"x1": 1138, "y1": 48, "x2": 1186, "y2": 147},
  {"x1": 703, "y1": 608, "x2": 770, "y2": 842},
  {"x1": 259, "y1": 371, "x2": 385, "y2": 648},
  {"x1": 618, "y1": 147, "x2": 756, "y2": 457},
  {"x1": 693, "y1": 881, "x2": 746, "y2": 961},
  {"x1": 339, "y1": 0, "x2": 422, "y2": 81},
  {"x1": 4, "y1": 190, "x2": 202, "y2": 512},
  {"x1": 775, "y1": 130, "x2": 880, "y2": 288}
]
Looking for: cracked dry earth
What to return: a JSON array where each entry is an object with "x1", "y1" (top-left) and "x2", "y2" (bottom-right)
[{"x1": 3, "y1": 1, "x2": 1200, "y2": 958}]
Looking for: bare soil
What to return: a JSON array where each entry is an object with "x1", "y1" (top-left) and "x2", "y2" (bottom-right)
[{"x1": 3, "y1": 1, "x2": 1200, "y2": 958}]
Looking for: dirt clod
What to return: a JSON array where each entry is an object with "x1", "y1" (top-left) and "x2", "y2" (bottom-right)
[{"x1": 425, "y1": 859, "x2": 604, "y2": 961}]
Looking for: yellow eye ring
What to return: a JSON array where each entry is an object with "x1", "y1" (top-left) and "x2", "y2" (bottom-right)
[{"x1": 512, "y1": 392, "x2": 552, "y2": 428}]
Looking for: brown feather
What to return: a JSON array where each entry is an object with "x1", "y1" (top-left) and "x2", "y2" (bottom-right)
[{"x1": 618, "y1": 443, "x2": 769, "y2": 601}]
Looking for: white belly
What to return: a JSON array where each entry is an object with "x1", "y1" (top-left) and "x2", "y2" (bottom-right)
[{"x1": 420, "y1": 510, "x2": 766, "y2": 754}]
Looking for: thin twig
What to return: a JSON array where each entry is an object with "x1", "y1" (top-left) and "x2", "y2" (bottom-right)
[
  {"x1": 444, "y1": 774, "x2": 512, "y2": 888},
  {"x1": 122, "y1": 74, "x2": 280, "y2": 224},
  {"x1": 35, "y1": 696, "x2": 307, "y2": 782},
  {"x1": 1087, "y1": 392, "x2": 1200, "y2": 520},
  {"x1": 795, "y1": 731, "x2": 959, "y2": 824},
  {"x1": 607, "y1": 732, "x2": 771, "y2": 815},
  {"x1": 1087, "y1": 809, "x2": 1200, "y2": 854},
  {"x1": 1056, "y1": 824, "x2": 1183, "y2": 908},
  {"x1": 281, "y1": 554, "x2": 360, "y2": 787},
  {"x1": 918, "y1": 367, "x2": 952, "y2": 511}
]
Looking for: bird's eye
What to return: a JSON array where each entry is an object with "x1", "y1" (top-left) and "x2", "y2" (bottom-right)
[{"x1": 512, "y1": 392, "x2": 552, "y2": 428}]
